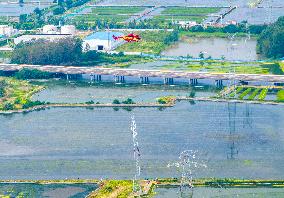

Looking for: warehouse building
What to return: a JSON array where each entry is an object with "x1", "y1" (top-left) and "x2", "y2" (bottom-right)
[
  {"x1": 82, "y1": 31, "x2": 124, "y2": 51},
  {"x1": 14, "y1": 34, "x2": 73, "y2": 45}
]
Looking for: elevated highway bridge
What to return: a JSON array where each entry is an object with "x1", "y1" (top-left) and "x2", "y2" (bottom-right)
[{"x1": 0, "y1": 64, "x2": 284, "y2": 84}]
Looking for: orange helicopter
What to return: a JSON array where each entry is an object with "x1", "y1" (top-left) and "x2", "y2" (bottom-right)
[{"x1": 113, "y1": 33, "x2": 141, "y2": 42}]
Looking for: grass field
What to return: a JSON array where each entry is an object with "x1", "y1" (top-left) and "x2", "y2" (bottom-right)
[
  {"x1": 73, "y1": 6, "x2": 146, "y2": 24},
  {"x1": 0, "y1": 77, "x2": 44, "y2": 110},
  {"x1": 116, "y1": 31, "x2": 175, "y2": 54},
  {"x1": 223, "y1": 86, "x2": 282, "y2": 102},
  {"x1": 160, "y1": 61, "x2": 279, "y2": 75},
  {"x1": 145, "y1": 7, "x2": 221, "y2": 27}
]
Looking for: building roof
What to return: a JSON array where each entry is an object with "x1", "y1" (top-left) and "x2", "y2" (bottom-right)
[{"x1": 84, "y1": 31, "x2": 124, "y2": 41}]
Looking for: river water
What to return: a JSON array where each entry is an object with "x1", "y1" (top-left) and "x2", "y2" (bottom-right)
[
  {"x1": 0, "y1": 100, "x2": 283, "y2": 180},
  {"x1": 162, "y1": 37, "x2": 258, "y2": 61}
]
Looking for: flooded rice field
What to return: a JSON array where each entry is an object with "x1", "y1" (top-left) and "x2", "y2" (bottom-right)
[
  {"x1": 0, "y1": 100, "x2": 283, "y2": 180},
  {"x1": 154, "y1": 186, "x2": 284, "y2": 198},
  {"x1": 0, "y1": 183, "x2": 97, "y2": 198},
  {"x1": 31, "y1": 81, "x2": 217, "y2": 103},
  {"x1": 162, "y1": 37, "x2": 258, "y2": 61},
  {"x1": 0, "y1": 3, "x2": 50, "y2": 16}
]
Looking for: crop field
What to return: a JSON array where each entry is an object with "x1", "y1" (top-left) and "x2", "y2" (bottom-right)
[
  {"x1": 73, "y1": 6, "x2": 147, "y2": 24},
  {"x1": 159, "y1": 61, "x2": 283, "y2": 75},
  {"x1": 223, "y1": 86, "x2": 283, "y2": 102},
  {"x1": 116, "y1": 31, "x2": 176, "y2": 54},
  {"x1": 146, "y1": 7, "x2": 220, "y2": 27},
  {"x1": 0, "y1": 77, "x2": 44, "y2": 110}
]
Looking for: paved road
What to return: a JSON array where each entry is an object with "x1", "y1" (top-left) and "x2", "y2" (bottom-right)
[{"x1": 1, "y1": 64, "x2": 284, "y2": 82}]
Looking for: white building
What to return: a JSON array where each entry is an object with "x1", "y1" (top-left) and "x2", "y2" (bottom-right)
[
  {"x1": 42, "y1": 25, "x2": 58, "y2": 34},
  {"x1": 14, "y1": 34, "x2": 73, "y2": 45},
  {"x1": 0, "y1": 25, "x2": 15, "y2": 37},
  {"x1": 61, "y1": 25, "x2": 76, "y2": 35},
  {"x1": 176, "y1": 21, "x2": 197, "y2": 28},
  {"x1": 82, "y1": 31, "x2": 124, "y2": 51}
]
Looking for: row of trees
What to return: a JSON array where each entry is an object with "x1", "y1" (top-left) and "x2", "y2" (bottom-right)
[
  {"x1": 10, "y1": 37, "x2": 146, "y2": 65},
  {"x1": 0, "y1": 80, "x2": 6, "y2": 97},
  {"x1": 11, "y1": 38, "x2": 82, "y2": 65},
  {"x1": 53, "y1": 0, "x2": 90, "y2": 15},
  {"x1": 257, "y1": 16, "x2": 284, "y2": 59}
]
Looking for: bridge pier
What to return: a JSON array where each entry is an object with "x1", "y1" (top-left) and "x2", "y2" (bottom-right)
[
  {"x1": 240, "y1": 81, "x2": 249, "y2": 85},
  {"x1": 164, "y1": 77, "x2": 174, "y2": 85},
  {"x1": 190, "y1": 79, "x2": 198, "y2": 85},
  {"x1": 114, "y1": 75, "x2": 125, "y2": 83},
  {"x1": 140, "y1": 77, "x2": 149, "y2": 84},
  {"x1": 274, "y1": 82, "x2": 284, "y2": 86},
  {"x1": 90, "y1": 74, "x2": 102, "y2": 82},
  {"x1": 66, "y1": 74, "x2": 82, "y2": 80},
  {"x1": 215, "y1": 79, "x2": 223, "y2": 88},
  {"x1": 96, "y1": 75, "x2": 102, "y2": 82}
]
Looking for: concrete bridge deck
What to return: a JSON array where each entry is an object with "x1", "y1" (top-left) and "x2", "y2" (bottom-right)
[{"x1": 0, "y1": 64, "x2": 284, "y2": 83}]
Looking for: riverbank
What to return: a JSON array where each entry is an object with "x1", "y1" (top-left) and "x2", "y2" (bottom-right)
[
  {"x1": 177, "y1": 96, "x2": 284, "y2": 106},
  {"x1": 1, "y1": 178, "x2": 283, "y2": 198},
  {"x1": 0, "y1": 102, "x2": 173, "y2": 114}
]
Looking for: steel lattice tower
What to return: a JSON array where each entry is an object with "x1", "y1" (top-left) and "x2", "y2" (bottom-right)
[{"x1": 130, "y1": 115, "x2": 142, "y2": 196}]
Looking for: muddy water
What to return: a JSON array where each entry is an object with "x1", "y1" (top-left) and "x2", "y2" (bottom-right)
[
  {"x1": 0, "y1": 101, "x2": 283, "y2": 180},
  {"x1": 162, "y1": 37, "x2": 258, "y2": 61}
]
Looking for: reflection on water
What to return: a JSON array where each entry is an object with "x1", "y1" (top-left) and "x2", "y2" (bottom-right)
[
  {"x1": 32, "y1": 81, "x2": 217, "y2": 103},
  {"x1": 154, "y1": 187, "x2": 284, "y2": 198},
  {"x1": 0, "y1": 101, "x2": 283, "y2": 180},
  {"x1": 0, "y1": 183, "x2": 97, "y2": 198},
  {"x1": 162, "y1": 37, "x2": 258, "y2": 61},
  {"x1": 0, "y1": 4, "x2": 50, "y2": 16}
]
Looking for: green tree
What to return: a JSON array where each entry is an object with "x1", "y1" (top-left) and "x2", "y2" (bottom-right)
[
  {"x1": 257, "y1": 16, "x2": 284, "y2": 58},
  {"x1": 3, "y1": 102, "x2": 14, "y2": 110},
  {"x1": 112, "y1": 99, "x2": 120, "y2": 104}
]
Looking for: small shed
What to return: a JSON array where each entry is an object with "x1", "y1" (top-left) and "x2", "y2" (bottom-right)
[{"x1": 83, "y1": 31, "x2": 124, "y2": 51}]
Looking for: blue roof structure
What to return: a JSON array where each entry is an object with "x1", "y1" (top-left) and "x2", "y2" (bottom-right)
[{"x1": 84, "y1": 31, "x2": 124, "y2": 41}]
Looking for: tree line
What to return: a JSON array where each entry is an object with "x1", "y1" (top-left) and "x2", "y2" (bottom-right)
[{"x1": 257, "y1": 16, "x2": 284, "y2": 59}]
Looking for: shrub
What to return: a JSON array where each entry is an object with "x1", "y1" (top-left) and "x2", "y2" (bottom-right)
[
  {"x1": 276, "y1": 90, "x2": 284, "y2": 102},
  {"x1": 112, "y1": 99, "x2": 120, "y2": 104},
  {"x1": 22, "y1": 100, "x2": 45, "y2": 109},
  {"x1": 15, "y1": 69, "x2": 53, "y2": 80},
  {"x1": 157, "y1": 96, "x2": 176, "y2": 104},
  {"x1": 85, "y1": 100, "x2": 95, "y2": 104},
  {"x1": 121, "y1": 98, "x2": 135, "y2": 104},
  {"x1": 3, "y1": 102, "x2": 14, "y2": 110}
]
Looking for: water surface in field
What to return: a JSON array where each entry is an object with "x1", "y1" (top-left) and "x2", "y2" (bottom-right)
[
  {"x1": 31, "y1": 81, "x2": 217, "y2": 103},
  {"x1": 0, "y1": 101, "x2": 283, "y2": 180},
  {"x1": 0, "y1": 183, "x2": 97, "y2": 198},
  {"x1": 0, "y1": 3, "x2": 50, "y2": 16},
  {"x1": 154, "y1": 187, "x2": 284, "y2": 198},
  {"x1": 162, "y1": 37, "x2": 258, "y2": 61}
]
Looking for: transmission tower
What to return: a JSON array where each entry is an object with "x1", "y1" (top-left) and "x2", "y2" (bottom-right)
[
  {"x1": 227, "y1": 103, "x2": 238, "y2": 159},
  {"x1": 130, "y1": 115, "x2": 142, "y2": 196},
  {"x1": 168, "y1": 150, "x2": 207, "y2": 198}
]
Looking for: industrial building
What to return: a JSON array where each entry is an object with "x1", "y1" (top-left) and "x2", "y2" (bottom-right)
[
  {"x1": 0, "y1": 25, "x2": 17, "y2": 37},
  {"x1": 14, "y1": 34, "x2": 73, "y2": 45},
  {"x1": 14, "y1": 24, "x2": 76, "y2": 45},
  {"x1": 82, "y1": 31, "x2": 124, "y2": 51},
  {"x1": 42, "y1": 25, "x2": 76, "y2": 35}
]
